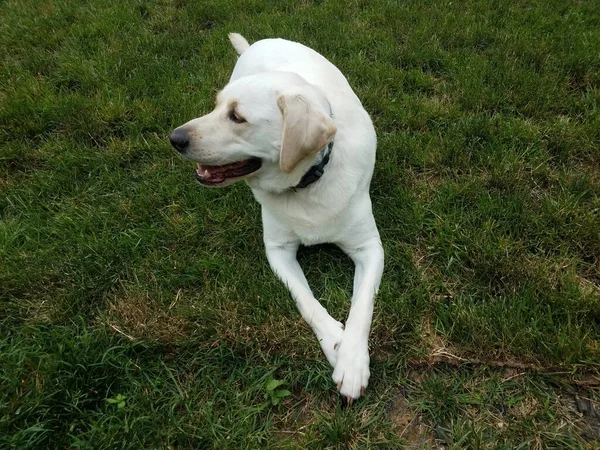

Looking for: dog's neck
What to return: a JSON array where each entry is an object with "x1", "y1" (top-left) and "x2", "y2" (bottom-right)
[{"x1": 290, "y1": 141, "x2": 333, "y2": 191}]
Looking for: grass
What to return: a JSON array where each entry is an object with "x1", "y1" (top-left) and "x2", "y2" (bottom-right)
[{"x1": 1, "y1": 0, "x2": 599, "y2": 447}]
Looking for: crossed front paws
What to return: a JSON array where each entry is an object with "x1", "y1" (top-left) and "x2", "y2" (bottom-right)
[{"x1": 315, "y1": 320, "x2": 370, "y2": 403}]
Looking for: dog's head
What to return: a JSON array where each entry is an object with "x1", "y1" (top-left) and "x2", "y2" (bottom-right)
[{"x1": 169, "y1": 72, "x2": 336, "y2": 191}]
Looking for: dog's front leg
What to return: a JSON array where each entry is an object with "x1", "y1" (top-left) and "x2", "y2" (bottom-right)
[
  {"x1": 334, "y1": 236, "x2": 384, "y2": 402},
  {"x1": 265, "y1": 241, "x2": 344, "y2": 367}
]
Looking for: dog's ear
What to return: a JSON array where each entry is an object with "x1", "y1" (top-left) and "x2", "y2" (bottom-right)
[{"x1": 277, "y1": 94, "x2": 336, "y2": 173}]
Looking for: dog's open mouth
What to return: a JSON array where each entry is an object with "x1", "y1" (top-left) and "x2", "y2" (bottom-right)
[{"x1": 195, "y1": 158, "x2": 262, "y2": 185}]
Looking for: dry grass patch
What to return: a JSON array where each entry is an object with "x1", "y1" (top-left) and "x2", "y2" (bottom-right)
[
  {"x1": 101, "y1": 287, "x2": 327, "y2": 361},
  {"x1": 577, "y1": 275, "x2": 600, "y2": 299},
  {"x1": 208, "y1": 300, "x2": 324, "y2": 361},
  {"x1": 24, "y1": 297, "x2": 64, "y2": 324},
  {"x1": 389, "y1": 391, "x2": 438, "y2": 449},
  {"x1": 420, "y1": 92, "x2": 455, "y2": 115},
  {"x1": 405, "y1": 169, "x2": 446, "y2": 203},
  {"x1": 102, "y1": 290, "x2": 191, "y2": 344},
  {"x1": 270, "y1": 393, "x2": 337, "y2": 447}
]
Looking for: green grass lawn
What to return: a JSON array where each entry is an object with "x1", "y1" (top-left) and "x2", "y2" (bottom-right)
[{"x1": 1, "y1": 0, "x2": 599, "y2": 448}]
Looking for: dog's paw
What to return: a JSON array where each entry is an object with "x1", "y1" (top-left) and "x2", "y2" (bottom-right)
[
  {"x1": 314, "y1": 317, "x2": 344, "y2": 367},
  {"x1": 332, "y1": 339, "x2": 370, "y2": 403}
]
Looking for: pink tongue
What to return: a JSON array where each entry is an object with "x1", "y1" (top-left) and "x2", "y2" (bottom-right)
[{"x1": 202, "y1": 161, "x2": 247, "y2": 175}]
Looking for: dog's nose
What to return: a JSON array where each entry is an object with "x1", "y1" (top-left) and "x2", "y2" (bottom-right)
[{"x1": 169, "y1": 128, "x2": 190, "y2": 153}]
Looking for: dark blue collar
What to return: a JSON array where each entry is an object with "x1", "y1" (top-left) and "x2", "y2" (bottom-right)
[{"x1": 291, "y1": 141, "x2": 333, "y2": 191}]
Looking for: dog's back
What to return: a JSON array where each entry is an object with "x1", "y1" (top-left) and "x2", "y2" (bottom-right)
[{"x1": 229, "y1": 37, "x2": 362, "y2": 108}]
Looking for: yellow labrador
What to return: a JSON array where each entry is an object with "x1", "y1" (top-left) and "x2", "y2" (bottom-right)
[{"x1": 169, "y1": 34, "x2": 383, "y2": 402}]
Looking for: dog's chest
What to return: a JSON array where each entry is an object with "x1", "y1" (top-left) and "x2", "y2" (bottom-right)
[
  {"x1": 288, "y1": 217, "x2": 344, "y2": 246},
  {"x1": 257, "y1": 191, "x2": 349, "y2": 245},
  {"x1": 292, "y1": 218, "x2": 340, "y2": 245}
]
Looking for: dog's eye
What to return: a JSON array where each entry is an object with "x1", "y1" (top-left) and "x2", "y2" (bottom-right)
[{"x1": 229, "y1": 110, "x2": 246, "y2": 124}]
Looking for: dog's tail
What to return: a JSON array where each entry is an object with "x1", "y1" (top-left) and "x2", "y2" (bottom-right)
[{"x1": 229, "y1": 33, "x2": 250, "y2": 55}]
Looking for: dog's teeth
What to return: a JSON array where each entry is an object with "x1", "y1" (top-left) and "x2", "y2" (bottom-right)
[{"x1": 204, "y1": 169, "x2": 210, "y2": 177}]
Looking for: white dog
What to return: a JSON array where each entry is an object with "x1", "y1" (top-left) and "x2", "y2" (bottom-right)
[{"x1": 169, "y1": 34, "x2": 384, "y2": 402}]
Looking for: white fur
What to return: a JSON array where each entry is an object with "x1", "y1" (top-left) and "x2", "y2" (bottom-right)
[
  {"x1": 228, "y1": 32, "x2": 250, "y2": 55},
  {"x1": 172, "y1": 35, "x2": 384, "y2": 401}
]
